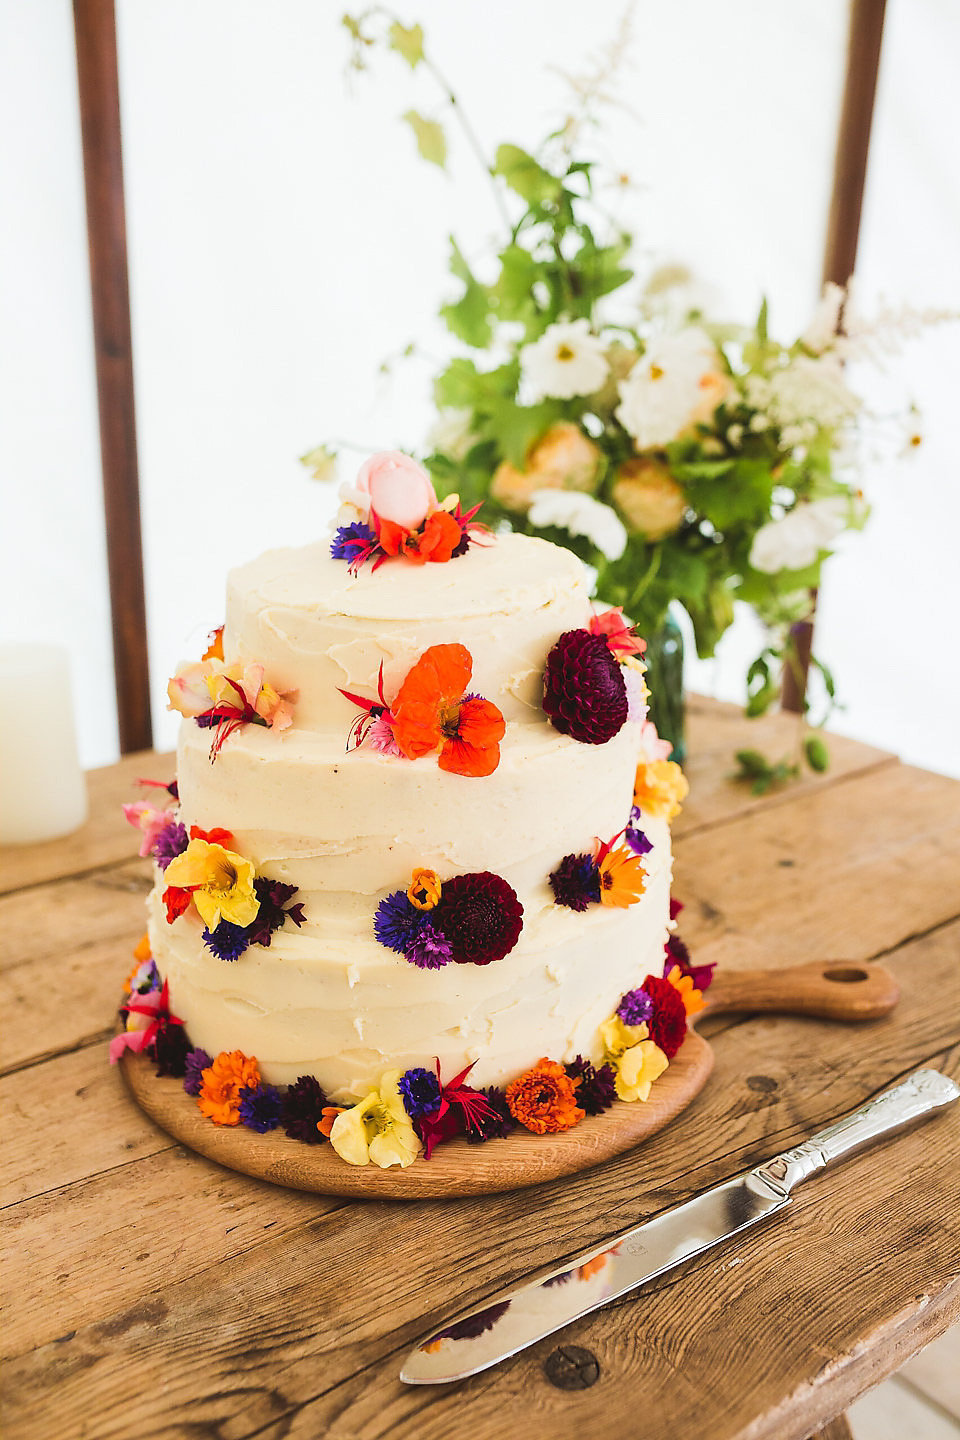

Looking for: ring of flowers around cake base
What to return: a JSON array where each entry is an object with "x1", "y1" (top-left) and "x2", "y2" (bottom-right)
[{"x1": 110, "y1": 908, "x2": 708, "y2": 1174}]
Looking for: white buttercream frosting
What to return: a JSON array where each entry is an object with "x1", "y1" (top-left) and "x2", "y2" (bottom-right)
[{"x1": 149, "y1": 530, "x2": 672, "y2": 1099}]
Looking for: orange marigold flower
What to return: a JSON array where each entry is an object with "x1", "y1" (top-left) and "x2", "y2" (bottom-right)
[
  {"x1": 665, "y1": 963, "x2": 706, "y2": 1018},
  {"x1": 318, "y1": 1106, "x2": 343, "y2": 1138},
  {"x1": 391, "y1": 643, "x2": 505, "y2": 778},
  {"x1": 197, "y1": 1049, "x2": 261, "y2": 1126},
  {"x1": 133, "y1": 933, "x2": 152, "y2": 962},
  {"x1": 597, "y1": 844, "x2": 647, "y2": 908},
  {"x1": 506, "y1": 1057, "x2": 585, "y2": 1135}
]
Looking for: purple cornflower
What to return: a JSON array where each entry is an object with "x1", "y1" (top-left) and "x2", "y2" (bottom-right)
[
  {"x1": 183, "y1": 1047, "x2": 213, "y2": 1096},
  {"x1": 374, "y1": 890, "x2": 427, "y2": 954},
  {"x1": 202, "y1": 921, "x2": 251, "y2": 962},
  {"x1": 399, "y1": 1067, "x2": 443, "y2": 1119},
  {"x1": 330, "y1": 521, "x2": 376, "y2": 562},
  {"x1": 404, "y1": 919, "x2": 454, "y2": 969},
  {"x1": 238, "y1": 1084, "x2": 285, "y2": 1133},
  {"x1": 549, "y1": 852, "x2": 601, "y2": 911}
]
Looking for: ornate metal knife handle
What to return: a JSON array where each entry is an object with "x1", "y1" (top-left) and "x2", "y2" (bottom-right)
[{"x1": 753, "y1": 1069, "x2": 960, "y2": 1196}]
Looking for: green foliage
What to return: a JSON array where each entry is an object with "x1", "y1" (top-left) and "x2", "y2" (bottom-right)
[
  {"x1": 804, "y1": 734, "x2": 830, "y2": 772},
  {"x1": 493, "y1": 144, "x2": 563, "y2": 206},
  {"x1": 439, "y1": 238, "x2": 492, "y2": 347},
  {"x1": 388, "y1": 20, "x2": 424, "y2": 68},
  {"x1": 733, "y1": 750, "x2": 799, "y2": 795},
  {"x1": 401, "y1": 110, "x2": 447, "y2": 168}
]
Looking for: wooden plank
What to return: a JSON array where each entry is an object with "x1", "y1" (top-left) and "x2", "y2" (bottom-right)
[
  {"x1": 0, "y1": 1043, "x2": 174, "y2": 1208},
  {"x1": 675, "y1": 694, "x2": 894, "y2": 837},
  {"x1": 2, "y1": 922, "x2": 956, "y2": 1439},
  {"x1": 73, "y1": 0, "x2": 152, "y2": 753},
  {"x1": 0, "y1": 750, "x2": 174, "y2": 896},
  {"x1": 2, "y1": 1149, "x2": 333, "y2": 1359},
  {"x1": 674, "y1": 761, "x2": 960, "y2": 974},
  {"x1": 0, "y1": 859, "x2": 152, "y2": 1074}
]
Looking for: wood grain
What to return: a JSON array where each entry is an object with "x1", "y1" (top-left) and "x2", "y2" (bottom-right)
[
  {"x1": 0, "y1": 750, "x2": 174, "y2": 897},
  {"x1": 2, "y1": 923, "x2": 956, "y2": 1439}
]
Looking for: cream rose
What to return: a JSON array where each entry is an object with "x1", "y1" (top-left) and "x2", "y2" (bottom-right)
[
  {"x1": 611, "y1": 457, "x2": 687, "y2": 540},
  {"x1": 490, "y1": 422, "x2": 601, "y2": 512},
  {"x1": 355, "y1": 451, "x2": 437, "y2": 530}
]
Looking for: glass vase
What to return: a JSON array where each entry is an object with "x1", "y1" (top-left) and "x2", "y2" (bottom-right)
[{"x1": 642, "y1": 612, "x2": 686, "y2": 764}]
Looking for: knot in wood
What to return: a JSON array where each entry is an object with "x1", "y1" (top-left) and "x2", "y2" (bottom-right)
[{"x1": 543, "y1": 1344, "x2": 600, "y2": 1389}]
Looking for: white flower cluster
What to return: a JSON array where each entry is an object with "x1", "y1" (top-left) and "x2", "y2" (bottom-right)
[{"x1": 746, "y1": 354, "x2": 860, "y2": 449}]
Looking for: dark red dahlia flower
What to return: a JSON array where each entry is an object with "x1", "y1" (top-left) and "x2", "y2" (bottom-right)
[
  {"x1": 641, "y1": 973, "x2": 689, "y2": 1059},
  {"x1": 435, "y1": 872, "x2": 523, "y2": 965},
  {"x1": 542, "y1": 629, "x2": 628, "y2": 744}
]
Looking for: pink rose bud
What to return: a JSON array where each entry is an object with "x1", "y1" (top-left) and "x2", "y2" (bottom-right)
[{"x1": 355, "y1": 451, "x2": 437, "y2": 531}]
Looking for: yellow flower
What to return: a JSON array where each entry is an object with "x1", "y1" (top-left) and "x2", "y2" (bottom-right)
[
  {"x1": 611, "y1": 457, "x2": 687, "y2": 540},
  {"x1": 599, "y1": 1015, "x2": 648, "y2": 1059},
  {"x1": 615, "y1": 1038, "x2": 669, "y2": 1103},
  {"x1": 666, "y1": 963, "x2": 706, "y2": 1018},
  {"x1": 598, "y1": 845, "x2": 647, "y2": 908},
  {"x1": 408, "y1": 868, "x2": 442, "y2": 911},
  {"x1": 163, "y1": 839, "x2": 260, "y2": 930},
  {"x1": 599, "y1": 1014, "x2": 669, "y2": 1102},
  {"x1": 491, "y1": 422, "x2": 600, "y2": 512},
  {"x1": 633, "y1": 758, "x2": 689, "y2": 822},
  {"x1": 329, "y1": 1071, "x2": 422, "y2": 1169}
]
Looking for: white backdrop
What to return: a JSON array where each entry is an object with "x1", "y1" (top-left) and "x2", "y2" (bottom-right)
[{"x1": 2, "y1": 0, "x2": 958, "y2": 774}]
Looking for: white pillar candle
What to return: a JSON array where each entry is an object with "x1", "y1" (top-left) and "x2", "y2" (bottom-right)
[{"x1": 0, "y1": 644, "x2": 89, "y2": 845}]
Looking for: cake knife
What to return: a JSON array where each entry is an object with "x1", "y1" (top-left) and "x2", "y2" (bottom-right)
[{"x1": 400, "y1": 1068, "x2": 959, "y2": 1385}]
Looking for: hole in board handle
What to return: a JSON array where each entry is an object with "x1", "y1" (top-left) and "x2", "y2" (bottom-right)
[{"x1": 823, "y1": 966, "x2": 870, "y2": 984}]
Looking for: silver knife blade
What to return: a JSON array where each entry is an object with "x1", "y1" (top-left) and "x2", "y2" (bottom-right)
[
  {"x1": 400, "y1": 1169, "x2": 787, "y2": 1384},
  {"x1": 400, "y1": 1068, "x2": 960, "y2": 1385}
]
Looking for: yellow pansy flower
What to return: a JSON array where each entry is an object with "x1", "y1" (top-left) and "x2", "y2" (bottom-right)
[
  {"x1": 163, "y1": 839, "x2": 259, "y2": 931},
  {"x1": 614, "y1": 1038, "x2": 669, "y2": 1103},
  {"x1": 599, "y1": 1014, "x2": 648, "y2": 1059},
  {"x1": 329, "y1": 1071, "x2": 422, "y2": 1169}
]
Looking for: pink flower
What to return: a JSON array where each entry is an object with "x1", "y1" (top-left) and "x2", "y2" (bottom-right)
[
  {"x1": 637, "y1": 720, "x2": 674, "y2": 763},
  {"x1": 588, "y1": 607, "x2": 647, "y2": 659},
  {"x1": 367, "y1": 713, "x2": 403, "y2": 756},
  {"x1": 167, "y1": 661, "x2": 215, "y2": 717},
  {"x1": 355, "y1": 451, "x2": 437, "y2": 531},
  {"x1": 122, "y1": 802, "x2": 176, "y2": 858},
  {"x1": 109, "y1": 980, "x2": 183, "y2": 1063}
]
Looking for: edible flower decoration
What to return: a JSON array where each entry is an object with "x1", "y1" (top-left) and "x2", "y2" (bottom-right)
[
  {"x1": 168, "y1": 653, "x2": 296, "y2": 762},
  {"x1": 197, "y1": 1049, "x2": 262, "y2": 1126},
  {"x1": 374, "y1": 867, "x2": 523, "y2": 968},
  {"x1": 599, "y1": 1015, "x2": 669, "y2": 1103},
  {"x1": 330, "y1": 451, "x2": 488, "y2": 574},
  {"x1": 340, "y1": 643, "x2": 505, "y2": 778},
  {"x1": 122, "y1": 801, "x2": 188, "y2": 871},
  {"x1": 398, "y1": 1059, "x2": 512, "y2": 1159},
  {"x1": 506, "y1": 1057, "x2": 585, "y2": 1134},
  {"x1": 109, "y1": 978, "x2": 183, "y2": 1065},
  {"x1": 328, "y1": 1070, "x2": 423, "y2": 1168},
  {"x1": 549, "y1": 831, "x2": 647, "y2": 912},
  {"x1": 663, "y1": 899, "x2": 716, "y2": 991},
  {"x1": 633, "y1": 720, "x2": 689, "y2": 822}
]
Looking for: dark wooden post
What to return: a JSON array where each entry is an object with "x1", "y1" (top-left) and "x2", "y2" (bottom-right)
[
  {"x1": 782, "y1": 0, "x2": 887, "y2": 714},
  {"x1": 73, "y1": 0, "x2": 153, "y2": 752}
]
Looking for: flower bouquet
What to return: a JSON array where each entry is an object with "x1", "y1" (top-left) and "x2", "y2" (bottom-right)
[{"x1": 307, "y1": 12, "x2": 941, "y2": 779}]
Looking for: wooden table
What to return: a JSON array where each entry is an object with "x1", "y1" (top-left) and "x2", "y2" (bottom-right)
[{"x1": 2, "y1": 696, "x2": 959, "y2": 1440}]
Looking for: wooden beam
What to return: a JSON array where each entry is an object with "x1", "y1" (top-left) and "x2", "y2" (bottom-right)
[
  {"x1": 73, "y1": 0, "x2": 152, "y2": 753},
  {"x1": 782, "y1": 0, "x2": 887, "y2": 715}
]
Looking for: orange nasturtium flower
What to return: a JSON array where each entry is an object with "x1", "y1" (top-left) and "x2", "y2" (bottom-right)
[
  {"x1": 665, "y1": 963, "x2": 706, "y2": 1018},
  {"x1": 378, "y1": 509, "x2": 462, "y2": 565},
  {"x1": 391, "y1": 644, "x2": 505, "y2": 778}
]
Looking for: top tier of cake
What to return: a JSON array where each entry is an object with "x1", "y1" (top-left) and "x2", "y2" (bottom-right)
[{"x1": 226, "y1": 531, "x2": 589, "y2": 732}]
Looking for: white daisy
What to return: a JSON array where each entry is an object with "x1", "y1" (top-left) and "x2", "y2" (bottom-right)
[
  {"x1": 615, "y1": 327, "x2": 716, "y2": 449},
  {"x1": 520, "y1": 319, "x2": 610, "y2": 401},
  {"x1": 527, "y1": 488, "x2": 627, "y2": 560}
]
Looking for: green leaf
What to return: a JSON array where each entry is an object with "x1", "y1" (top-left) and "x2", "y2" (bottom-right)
[
  {"x1": 439, "y1": 238, "x2": 492, "y2": 348},
  {"x1": 486, "y1": 399, "x2": 563, "y2": 468},
  {"x1": 493, "y1": 144, "x2": 562, "y2": 205},
  {"x1": 388, "y1": 20, "x2": 424, "y2": 68},
  {"x1": 433, "y1": 357, "x2": 518, "y2": 413},
  {"x1": 492, "y1": 244, "x2": 539, "y2": 319},
  {"x1": 735, "y1": 749, "x2": 770, "y2": 778},
  {"x1": 401, "y1": 110, "x2": 447, "y2": 168},
  {"x1": 671, "y1": 459, "x2": 735, "y2": 482},
  {"x1": 756, "y1": 296, "x2": 769, "y2": 344},
  {"x1": 684, "y1": 457, "x2": 774, "y2": 531},
  {"x1": 804, "y1": 735, "x2": 830, "y2": 772}
]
